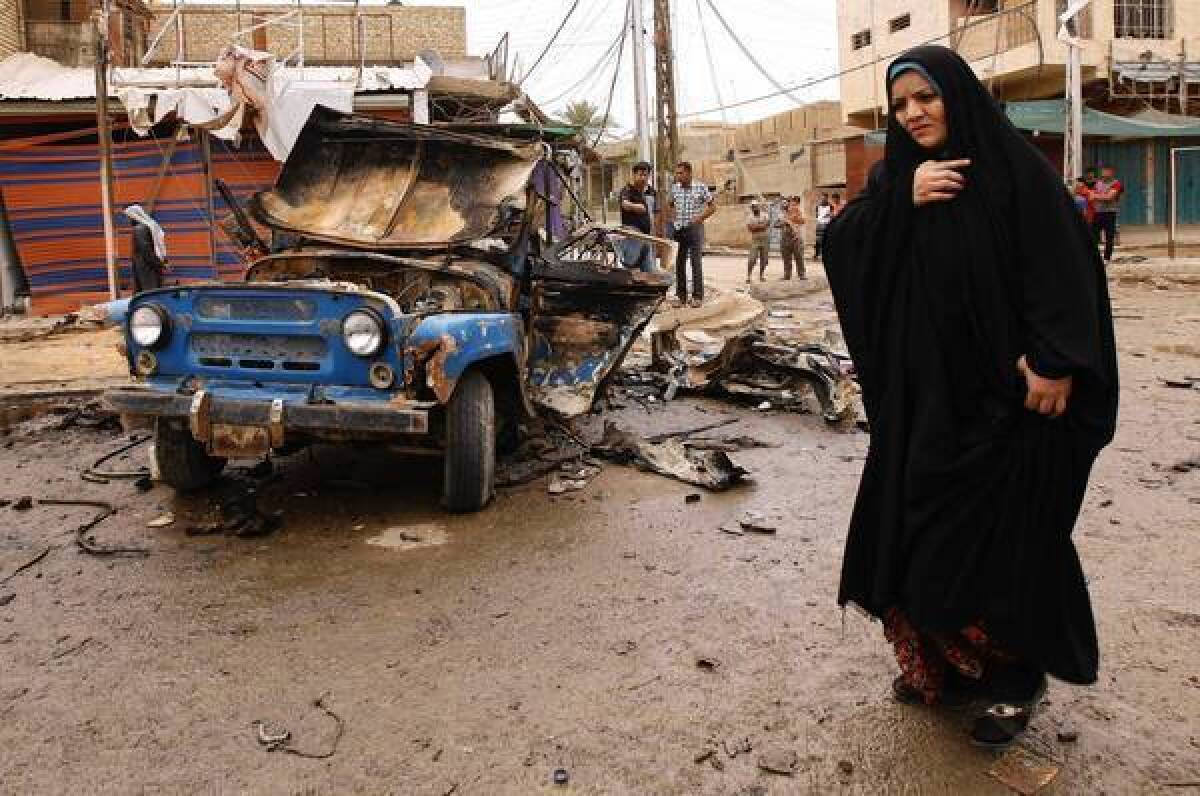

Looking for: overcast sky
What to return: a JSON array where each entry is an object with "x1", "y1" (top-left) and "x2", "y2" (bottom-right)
[{"x1": 416, "y1": 0, "x2": 841, "y2": 133}]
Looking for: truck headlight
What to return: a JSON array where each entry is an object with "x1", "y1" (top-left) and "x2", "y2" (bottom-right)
[
  {"x1": 342, "y1": 309, "x2": 385, "y2": 357},
  {"x1": 130, "y1": 304, "x2": 168, "y2": 348}
]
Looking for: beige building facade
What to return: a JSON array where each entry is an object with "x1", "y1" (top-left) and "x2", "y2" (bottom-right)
[
  {"x1": 1, "y1": 0, "x2": 151, "y2": 67},
  {"x1": 144, "y1": 3, "x2": 466, "y2": 66},
  {"x1": 0, "y1": 0, "x2": 25, "y2": 61},
  {"x1": 588, "y1": 102, "x2": 860, "y2": 247},
  {"x1": 838, "y1": 0, "x2": 1200, "y2": 126}
]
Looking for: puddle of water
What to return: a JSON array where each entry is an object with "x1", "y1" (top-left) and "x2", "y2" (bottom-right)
[{"x1": 366, "y1": 524, "x2": 449, "y2": 550}]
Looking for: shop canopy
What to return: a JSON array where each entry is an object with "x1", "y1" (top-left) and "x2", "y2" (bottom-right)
[
  {"x1": 860, "y1": 100, "x2": 1200, "y2": 145},
  {"x1": 1005, "y1": 99, "x2": 1200, "y2": 139}
]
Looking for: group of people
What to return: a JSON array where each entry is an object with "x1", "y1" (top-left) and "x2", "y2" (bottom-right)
[
  {"x1": 745, "y1": 192, "x2": 843, "y2": 283},
  {"x1": 618, "y1": 158, "x2": 857, "y2": 306},
  {"x1": 1073, "y1": 166, "x2": 1124, "y2": 263},
  {"x1": 617, "y1": 159, "x2": 715, "y2": 307}
]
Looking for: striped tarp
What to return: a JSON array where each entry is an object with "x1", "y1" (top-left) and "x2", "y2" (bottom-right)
[{"x1": 0, "y1": 131, "x2": 279, "y2": 315}]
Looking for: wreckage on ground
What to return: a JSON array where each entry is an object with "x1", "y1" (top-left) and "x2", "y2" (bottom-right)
[{"x1": 106, "y1": 108, "x2": 674, "y2": 512}]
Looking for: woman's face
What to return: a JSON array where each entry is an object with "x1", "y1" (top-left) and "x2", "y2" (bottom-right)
[{"x1": 890, "y1": 71, "x2": 948, "y2": 152}]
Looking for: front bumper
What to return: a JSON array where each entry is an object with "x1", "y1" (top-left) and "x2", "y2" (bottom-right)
[{"x1": 106, "y1": 386, "x2": 432, "y2": 444}]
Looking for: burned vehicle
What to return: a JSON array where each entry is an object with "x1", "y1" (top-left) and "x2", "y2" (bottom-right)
[{"x1": 106, "y1": 108, "x2": 673, "y2": 512}]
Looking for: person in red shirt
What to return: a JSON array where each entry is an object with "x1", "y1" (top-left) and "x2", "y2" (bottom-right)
[
  {"x1": 1091, "y1": 166, "x2": 1124, "y2": 263},
  {"x1": 1073, "y1": 178, "x2": 1095, "y2": 226}
]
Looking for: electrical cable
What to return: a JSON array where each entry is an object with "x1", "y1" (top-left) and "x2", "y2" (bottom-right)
[
  {"x1": 679, "y1": 0, "x2": 1038, "y2": 119},
  {"x1": 695, "y1": 0, "x2": 729, "y2": 126},
  {"x1": 539, "y1": 24, "x2": 626, "y2": 106},
  {"x1": 518, "y1": 0, "x2": 585, "y2": 86},
  {"x1": 590, "y1": 0, "x2": 630, "y2": 150},
  {"x1": 702, "y1": 0, "x2": 805, "y2": 105}
]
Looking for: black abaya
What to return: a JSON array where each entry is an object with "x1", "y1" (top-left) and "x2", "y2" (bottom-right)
[{"x1": 823, "y1": 46, "x2": 1118, "y2": 685}]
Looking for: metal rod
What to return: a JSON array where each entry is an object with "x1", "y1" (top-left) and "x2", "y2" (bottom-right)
[
  {"x1": 198, "y1": 128, "x2": 219, "y2": 277},
  {"x1": 140, "y1": 6, "x2": 179, "y2": 66},
  {"x1": 1168, "y1": 146, "x2": 1177, "y2": 259},
  {"x1": 174, "y1": 0, "x2": 184, "y2": 86},
  {"x1": 145, "y1": 130, "x2": 181, "y2": 214}
]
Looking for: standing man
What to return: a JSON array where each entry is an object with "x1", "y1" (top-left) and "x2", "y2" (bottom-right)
[
  {"x1": 618, "y1": 161, "x2": 656, "y2": 271},
  {"x1": 1091, "y1": 165, "x2": 1123, "y2": 264},
  {"x1": 123, "y1": 204, "x2": 169, "y2": 294},
  {"x1": 745, "y1": 199, "x2": 771, "y2": 283},
  {"x1": 813, "y1": 193, "x2": 833, "y2": 259},
  {"x1": 669, "y1": 161, "x2": 715, "y2": 307},
  {"x1": 780, "y1": 195, "x2": 807, "y2": 280}
]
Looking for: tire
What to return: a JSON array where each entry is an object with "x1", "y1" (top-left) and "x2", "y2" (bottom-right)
[
  {"x1": 443, "y1": 369, "x2": 495, "y2": 513},
  {"x1": 154, "y1": 418, "x2": 226, "y2": 492}
]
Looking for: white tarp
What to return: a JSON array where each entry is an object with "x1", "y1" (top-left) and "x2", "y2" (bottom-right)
[
  {"x1": 117, "y1": 85, "x2": 245, "y2": 142},
  {"x1": 0, "y1": 49, "x2": 433, "y2": 162},
  {"x1": 0, "y1": 52, "x2": 98, "y2": 100}
]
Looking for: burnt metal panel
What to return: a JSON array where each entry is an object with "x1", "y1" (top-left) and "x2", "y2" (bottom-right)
[{"x1": 248, "y1": 107, "x2": 543, "y2": 250}]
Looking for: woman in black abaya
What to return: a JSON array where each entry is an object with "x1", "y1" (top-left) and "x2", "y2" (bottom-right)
[{"x1": 822, "y1": 46, "x2": 1117, "y2": 748}]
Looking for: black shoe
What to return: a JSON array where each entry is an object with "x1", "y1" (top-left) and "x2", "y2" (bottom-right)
[{"x1": 970, "y1": 674, "x2": 1047, "y2": 750}]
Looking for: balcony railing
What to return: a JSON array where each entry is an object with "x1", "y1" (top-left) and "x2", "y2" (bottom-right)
[{"x1": 953, "y1": 5, "x2": 1040, "y2": 63}]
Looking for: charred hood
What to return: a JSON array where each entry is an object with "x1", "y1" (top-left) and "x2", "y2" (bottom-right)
[{"x1": 249, "y1": 107, "x2": 543, "y2": 251}]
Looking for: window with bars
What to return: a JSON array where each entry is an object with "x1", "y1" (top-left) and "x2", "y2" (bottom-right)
[
  {"x1": 1114, "y1": 0, "x2": 1173, "y2": 39},
  {"x1": 1056, "y1": 0, "x2": 1094, "y2": 38},
  {"x1": 851, "y1": 29, "x2": 872, "y2": 50},
  {"x1": 889, "y1": 14, "x2": 911, "y2": 33}
]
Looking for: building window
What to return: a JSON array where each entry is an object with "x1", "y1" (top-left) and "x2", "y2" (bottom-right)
[
  {"x1": 888, "y1": 14, "x2": 911, "y2": 33},
  {"x1": 1057, "y1": 0, "x2": 1093, "y2": 38},
  {"x1": 851, "y1": 29, "x2": 872, "y2": 50},
  {"x1": 1114, "y1": 0, "x2": 1173, "y2": 39}
]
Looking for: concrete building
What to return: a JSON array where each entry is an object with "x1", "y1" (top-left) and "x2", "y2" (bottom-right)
[
  {"x1": 143, "y1": 2, "x2": 466, "y2": 66},
  {"x1": 838, "y1": 0, "x2": 1200, "y2": 127},
  {"x1": 0, "y1": 0, "x2": 152, "y2": 66},
  {"x1": 586, "y1": 102, "x2": 866, "y2": 247}
]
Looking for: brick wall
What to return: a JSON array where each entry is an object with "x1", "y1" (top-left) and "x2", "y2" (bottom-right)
[
  {"x1": 844, "y1": 137, "x2": 884, "y2": 201},
  {"x1": 146, "y1": 4, "x2": 466, "y2": 65},
  {"x1": 0, "y1": 0, "x2": 25, "y2": 60}
]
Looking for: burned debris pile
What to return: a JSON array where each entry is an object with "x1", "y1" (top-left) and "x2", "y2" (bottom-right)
[{"x1": 617, "y1": 326, "x2": 859, "y2": 424}]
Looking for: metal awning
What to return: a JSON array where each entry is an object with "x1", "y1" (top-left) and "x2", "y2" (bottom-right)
[
  {"x1": 1114, "y1": 62, "x2": 1200, "y2": 84},
  {"x1": 1007, "y1": 100, "x2": 1200, "y2": 139}
]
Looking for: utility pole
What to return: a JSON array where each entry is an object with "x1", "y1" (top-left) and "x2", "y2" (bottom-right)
[
  {"x1": 653, "y1": 0, "x2": 679, "y2": 237},
  {"x1": 629, "y1": 0, "x2": 652, "y2": 164},
  {"x1": 1059, "y1": 0, "x2": 1091, "y2": 182},
  {"x1": 94, "y1": 0, "x2": 119, "y2": 299}
]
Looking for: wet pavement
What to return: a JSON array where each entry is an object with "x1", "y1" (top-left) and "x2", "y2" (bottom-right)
[{"x1": 1, "y1": 261, "x2": 1199, "y2": 793}]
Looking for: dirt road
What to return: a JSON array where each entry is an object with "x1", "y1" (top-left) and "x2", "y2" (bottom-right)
[{"x1": 1, "y1": 259, "x2": 1198, "y2": 794}]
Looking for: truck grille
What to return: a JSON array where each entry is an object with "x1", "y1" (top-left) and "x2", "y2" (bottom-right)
[
  {"x1": 191, "y1": 333, "x2": 327, "y2": 372},
  {"x1": 194, "y1": 296, "x2": 317, "y2": 321}
]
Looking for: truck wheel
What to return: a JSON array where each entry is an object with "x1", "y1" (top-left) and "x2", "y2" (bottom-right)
[
  {"x1": 154, "y1": 418, "x2": 226, "y2": 492},
  {"x1": 443, "y1": 370, "x2": 495, "y2": 513}
]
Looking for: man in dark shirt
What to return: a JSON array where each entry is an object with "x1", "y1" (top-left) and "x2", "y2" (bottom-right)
[{"x1": 618, "y1": 161, "x2": 656, "y2": 271}]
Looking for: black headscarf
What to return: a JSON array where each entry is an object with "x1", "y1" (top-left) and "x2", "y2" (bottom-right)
[{"x1": 823, "y1": 46, "x2": 1117, "y2": 684}]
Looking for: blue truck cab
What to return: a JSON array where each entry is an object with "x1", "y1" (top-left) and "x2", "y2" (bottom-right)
[{"x1": 105, "y1": 108, "x2": 672, "y2": 512}]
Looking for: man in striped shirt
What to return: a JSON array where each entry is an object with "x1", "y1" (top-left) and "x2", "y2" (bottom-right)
[{"x1": 668, "y1": 161, "x2": 715, "y2": 307}]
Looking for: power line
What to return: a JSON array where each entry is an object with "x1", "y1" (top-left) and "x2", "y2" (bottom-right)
[
  {"x1": 518, "y1": 0, "x2": 585, "y2": 87},
  {"x1": 591, "y1": 0, "x2": 630, "y2": 150},
  {"x1": 695, "y1": 0, "x2": 728, "y2": 126},
  {"x1": 702, "y1": 0, "x2": 805, "y2": 106},
  {"x1": 539, "y1": 24, "x2": 626, "y2": 106},
  {"x1": 680, "y1": 0, "x2": 1037, "y2": 119}
]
